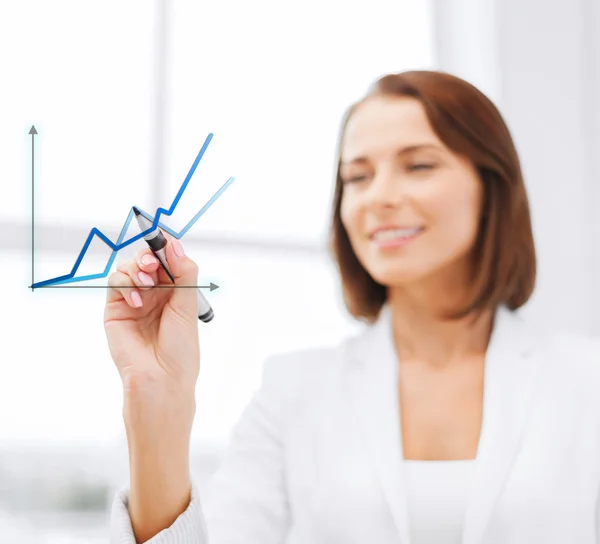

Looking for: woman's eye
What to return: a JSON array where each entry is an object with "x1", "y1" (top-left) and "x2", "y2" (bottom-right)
[
  {"x1": 408, "y1": 163, "x2": 435, "y2": 172},
  {"x1": 344, "y1": 175, "x2": 368, "y2": 183}
]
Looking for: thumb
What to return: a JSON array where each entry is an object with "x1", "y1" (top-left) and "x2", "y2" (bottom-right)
[{"x1": 164, "y1": 237, "x2": 199, "y2": 320}]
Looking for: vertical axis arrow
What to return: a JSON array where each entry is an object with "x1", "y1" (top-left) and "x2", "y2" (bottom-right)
[{"x1": 30, "y1": 125, "x2": 37, "y2": 292}]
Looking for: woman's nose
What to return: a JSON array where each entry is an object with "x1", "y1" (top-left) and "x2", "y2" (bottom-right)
[{"x1": 365, "y1": 172, "x2": 406, "y2": 208}]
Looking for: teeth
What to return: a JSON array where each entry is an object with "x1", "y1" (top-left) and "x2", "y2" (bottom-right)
[{"x1": 373, "y1": 228, "x2": 421, "y2": 240}]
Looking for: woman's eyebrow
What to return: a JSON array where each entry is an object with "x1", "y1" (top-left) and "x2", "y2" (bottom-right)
[
  {"x1": 396, "y1": 143, "x2": 443, "y2": 156},
  {"x1": 341, "y1": 143, "x2": 443, "y2": 166}
]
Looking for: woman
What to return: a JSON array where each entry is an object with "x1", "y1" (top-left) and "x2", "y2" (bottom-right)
[{"x1": 105, "y1": 71, "x2": 600, "y2": 544}]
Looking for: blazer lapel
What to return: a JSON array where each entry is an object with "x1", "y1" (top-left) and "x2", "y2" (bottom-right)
[
  {"x1": 347, "y1": 303, "x2": 411, "y2": 544},
  {"x1": 461, "y1": 305, "x2": 546, "y2": 544},
  {"x1": 347, "y1": 303, "x2": 546, "y2": 544}
]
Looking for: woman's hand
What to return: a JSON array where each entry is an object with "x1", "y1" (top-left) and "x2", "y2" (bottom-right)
[
  {"x1": 104, "y1": 237, "x2": 200, "y2": 542},
  {"x1": 103, "y1": 237, "x2": 200, "y2": 397}
]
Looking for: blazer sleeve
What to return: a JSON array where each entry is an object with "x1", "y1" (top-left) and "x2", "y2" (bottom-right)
[{"x1": 110, "y1": 354, "x2": 292, "y2": 544}]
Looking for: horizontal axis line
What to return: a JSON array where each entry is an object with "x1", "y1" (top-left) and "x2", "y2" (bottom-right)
[{"x1": 29, "y1": 285, "x2": 215, "y2": 289}]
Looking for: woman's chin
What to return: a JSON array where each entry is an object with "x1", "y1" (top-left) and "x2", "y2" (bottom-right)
[{"x1": 369, "y1": 266, "x2": 428, "y2": 288}]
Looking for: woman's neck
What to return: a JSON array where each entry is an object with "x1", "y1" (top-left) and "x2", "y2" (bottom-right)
[{"x1": 387, "y1": 283, "x2": 495, "y2": 370}]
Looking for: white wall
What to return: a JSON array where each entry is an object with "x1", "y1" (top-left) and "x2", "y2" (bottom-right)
[
  {"x1": 432, "y1": 0, "x2": 600, "y2": 337},
  {"x1": 585, "y1": 0, "x2": 600, "y2": 337}
]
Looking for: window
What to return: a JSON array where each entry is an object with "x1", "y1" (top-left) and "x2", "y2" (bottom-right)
[
  {"x1": 0, "y1": 1, "x2": 435, "y2": 540},
  {"x1": 1, "y1": 1, "x2": 158, "y2": 227},
  {"x1": 163, "y1": 0, "x2": 436, "y2": 245}
]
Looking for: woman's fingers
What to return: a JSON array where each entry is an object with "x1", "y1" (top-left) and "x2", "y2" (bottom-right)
[
  {"x1": 107, "y1": 270, "x2": 144, "y2": 308},
  {"x1": 117, "y1": 256, "x2": 157, "y2": 291},
  {"x1": 133, "y1": 247, "x2": 172, "y2": 285},
  {"x1": 106, "y1": 247, "x2": 171, "y2": 307},
  {"x1": 108, "y1": 249, "x2": 160, "y2": 307},
  {"x1": 135, "y1": 247, "x2": 160, "y2": 274}
]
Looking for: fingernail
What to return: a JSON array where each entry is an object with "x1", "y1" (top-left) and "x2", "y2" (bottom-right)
[
  {"x1": 141, "y1": 254, "x2": 157, "y2": 265},
  {"x1": 173, "y1": 239, "x2": 185, "y2": 257},
  {"x1": 131, "y1": 291, "x2": 143, "y2": 307},
  {"x1": 138, "y1": 271, "x2": 154, "y2": 286}
]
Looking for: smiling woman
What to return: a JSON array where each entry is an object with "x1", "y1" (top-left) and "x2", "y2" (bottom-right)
[
  {"x1": 331, "y1": 71, "x2": 536, "y2": 322},
  {"x1": 108, "y1": 68, "x2": 600, "y2": 544}
]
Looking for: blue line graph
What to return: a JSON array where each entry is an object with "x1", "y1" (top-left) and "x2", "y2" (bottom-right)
[{"x1": 31, "y1": 132, "x2": 235, "y2": 289}]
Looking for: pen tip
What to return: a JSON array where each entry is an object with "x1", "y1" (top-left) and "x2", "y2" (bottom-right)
[{"x1": 132, "y1": 206, "x2": 141, "y2": 216}]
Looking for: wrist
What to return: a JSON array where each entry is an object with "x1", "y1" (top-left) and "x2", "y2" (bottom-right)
[
  {"x1": 123, "y1": 373, "x2": 196, "y2": 436},
  {"x1": 123, "y1": 370, "x2": 197, "y2": 402}
]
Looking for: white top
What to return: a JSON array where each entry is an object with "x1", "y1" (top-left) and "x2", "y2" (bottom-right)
[
  {"x1": 108, "y1": 305, "x2": 600, "y2": 543},
  {"x1": 404, "y1": 459, "x2": 475, "y2": 544}
]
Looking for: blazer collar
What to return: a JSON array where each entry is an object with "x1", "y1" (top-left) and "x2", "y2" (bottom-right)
[{"x1": 346, "y1": 302, "x2": 546, "y2": 544}]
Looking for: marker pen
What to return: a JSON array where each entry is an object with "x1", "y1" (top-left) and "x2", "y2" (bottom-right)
[{"x1": 132, "y1": 206, "x2": 214, "y2": 323}]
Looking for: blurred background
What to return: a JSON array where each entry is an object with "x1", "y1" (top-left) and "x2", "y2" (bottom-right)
[{"x1": 0, "y1": 0, "x2": 599, "y2": 541}]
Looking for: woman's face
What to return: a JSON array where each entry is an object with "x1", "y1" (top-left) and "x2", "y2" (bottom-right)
[{"x1": 339, "y1": 95, "x2": 483, "y2": 289}]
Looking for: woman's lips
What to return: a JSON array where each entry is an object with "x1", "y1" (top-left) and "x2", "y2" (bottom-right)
[{"x1": 371, "y1": 227, "x2": 424, "y2": 249}]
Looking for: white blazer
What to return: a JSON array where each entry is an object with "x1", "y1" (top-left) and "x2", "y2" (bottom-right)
[{"x1": 111, "y1": 303, "x2": 600, "y2": 544}]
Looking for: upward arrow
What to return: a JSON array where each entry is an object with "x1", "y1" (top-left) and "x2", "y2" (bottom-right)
[{"x1": 30, "y1": 125, "x2": 37, "y2": 291}]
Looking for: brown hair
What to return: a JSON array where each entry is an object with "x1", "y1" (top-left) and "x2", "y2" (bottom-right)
[{"x1": 328, "y1": 70, "x2": 536, "y2": 323}]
